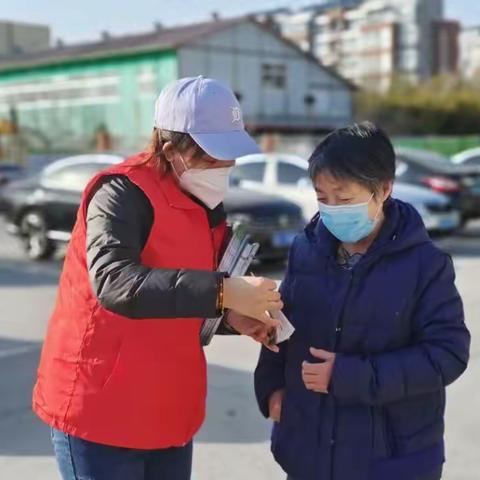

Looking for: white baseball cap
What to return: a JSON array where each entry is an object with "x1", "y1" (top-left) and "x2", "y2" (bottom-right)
[{"x1": 153, "y1": 76, "x2": 261, "y2": 160}]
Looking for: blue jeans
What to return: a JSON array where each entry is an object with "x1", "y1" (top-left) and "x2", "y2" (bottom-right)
[{"x1": 51, "y1": 428, "x2": 193, "y2": 480}]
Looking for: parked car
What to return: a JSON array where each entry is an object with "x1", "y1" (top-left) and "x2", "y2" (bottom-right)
[
  {"x1": 0, "y1": 163, "x2": 26, "y2": 212},
  {"x1": 0, "y1": 163, "x2": 25, "y2": 187},
  {"x1": 233, "y1": 153, "x2": 316, "y2": 219},
  {"x1": 224, "y1": 188, "x2": 304, "y2": 261},
  {"x1": 234, "y1": 153, "x2": 460, "y2": 235},
  {"x1": 1, "y1": 154, "x2": 305, "y2": 261},
  {"x1": 392, "y1": 183, "x2": 459, "y2": 234},
  {"x1": 395, "y1": 148, "x2": 480, "y2": 226},
  {"x1": 451, "y1": 147, "x2": 480, "y2": 167}
]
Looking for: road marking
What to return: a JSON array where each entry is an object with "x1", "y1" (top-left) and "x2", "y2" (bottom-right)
[
  {"x1": 0, "y1": 345, "x2": 40, "y2": 359},
  {"x1": 0, "y1": 261, "x2": 61, "y2": 279}
]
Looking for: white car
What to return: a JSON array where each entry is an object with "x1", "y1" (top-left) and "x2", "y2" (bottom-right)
[
  {"x1": 234, "y1": 153, "x2": 460, "y2": 234},
  {"x1": 451, "y1": 147, "x2": 480, "y2": 167},
  {"x1": 233, "y1": 154, "x2": 317, "y2": 220}
]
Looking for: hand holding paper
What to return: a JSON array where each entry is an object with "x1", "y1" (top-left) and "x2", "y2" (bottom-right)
[
  {"x1": 223, "y1": 276, "x2": 283, "y2": 327},
  {"x1": 271, "y1": 309, "x2": 295, "y2": 344},
  {"x1": 201, "y1": 224, "x2": 282, "y2": 345}
]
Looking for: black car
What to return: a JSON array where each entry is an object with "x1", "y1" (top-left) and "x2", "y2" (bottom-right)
[
  {"x1": 0, "y1": 154, "x2": 305, "y2": 261},
  {"x1": 395, "y1": 148, "x2": 480, "y2": 226},
  {"x1": 0, "y1": 164, "x2": 26, "y2": 212},
  {"x1": 0, "y1": 163, "x2": 25, "y2": 187},
  {"x1": 224, "y1": 188, "x2": 304, "y2": 261}
]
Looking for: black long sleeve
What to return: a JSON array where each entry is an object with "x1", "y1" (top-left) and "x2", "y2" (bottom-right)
[{"x1": 86, "y1": 175, "x2": 226, "y2": 319}]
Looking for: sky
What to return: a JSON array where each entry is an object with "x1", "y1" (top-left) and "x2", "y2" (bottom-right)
[{"x1": 1, "y1": 0, "x2": 479, "y2": 44}]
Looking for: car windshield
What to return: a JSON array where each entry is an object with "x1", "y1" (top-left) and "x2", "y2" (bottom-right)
[
  {"x1": 42, "y1": 162, "x2": 111, "y2": 191},
  {"x1": 398, "y1": 149, "x2": 451, "y2": 167}
]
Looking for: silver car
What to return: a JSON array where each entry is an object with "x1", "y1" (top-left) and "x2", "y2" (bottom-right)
[
  {"x1": 234, "y1": 153, "x2": 460, "y2": 234},
  {"x1": 451, "y1": 147, "x2": 480, "y2": 167},
  {"x1": 393, "y1": 183, "x2": 459, "y2": 234}
]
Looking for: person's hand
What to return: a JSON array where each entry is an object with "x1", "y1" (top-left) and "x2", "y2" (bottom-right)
[
  {"x1": 269, "y1": 389, "x2": 284, "y2": 422},
  {"x1": 302, "y1": 348, "x2": 336, "y2": 394},
  {"x1": 223, "y1": 277, "x2": 283, "y2": 328},
  {"x1": 225, "y1": 312, "x2": 280, "y2": 353}
]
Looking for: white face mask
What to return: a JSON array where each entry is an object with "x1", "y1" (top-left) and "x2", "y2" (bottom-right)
[{"x1": 175, "y1": 155, "x2": 232, "y2": 209}]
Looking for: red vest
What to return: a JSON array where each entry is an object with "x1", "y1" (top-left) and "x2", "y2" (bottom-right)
[{"x1": 33, "y1": 153, "x2": 227, "y2": 449}]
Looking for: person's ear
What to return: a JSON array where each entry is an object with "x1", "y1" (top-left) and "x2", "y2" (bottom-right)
[
  {"x1": 383, "y1": 181, "x2": 393, "y2": 202},
  {"x1": 162, "y1": 141, "x2": 175, "y2": 164}
]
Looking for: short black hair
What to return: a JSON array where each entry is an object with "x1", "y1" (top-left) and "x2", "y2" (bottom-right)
[{"x1": 308, "y1": 121, "x2": 395, "y2": 195}]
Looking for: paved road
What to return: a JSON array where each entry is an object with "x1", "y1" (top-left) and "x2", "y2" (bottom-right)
[{"x1": 0, "y1": 218, "x2": 478, "y2": 479}]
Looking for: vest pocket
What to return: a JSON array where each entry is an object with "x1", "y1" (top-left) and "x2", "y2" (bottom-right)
[
  {"x1": 76, "y1": 309, "x2": 125, "y2": 394},
  {"x1": 75, "y1": 339, "x2": 123, "y2": 394},
  {"x1": 98, "y1": 340, "x2": 123, "y2": 390}
]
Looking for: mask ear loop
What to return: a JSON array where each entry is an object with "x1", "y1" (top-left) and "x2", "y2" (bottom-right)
[
  {"x1": 172, "y1": 153, "x2": 189, "y2": 180},
  {"x1": 370, "y1": 193, "x2": 383, "y2": 222},
  {"x1": 179, "y1": 154, "x2": 188, "y2": 171}
]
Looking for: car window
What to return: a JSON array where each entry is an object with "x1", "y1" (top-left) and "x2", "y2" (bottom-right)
[
  {"x1": 277, "y1": 162, "x2": 309, "y2": 185},
  {"x1": 399, "y1": 151, "x2": 452, "y2": 170},
  {"x1": 43, "y1": 163, "x2": 108, "y2": 191},
  {"x1": 231, "y1": 162, "x2": 266, "y2": 184},
  {"x1": 464, "y1": 156, "x2": 480, "y2": 166}
]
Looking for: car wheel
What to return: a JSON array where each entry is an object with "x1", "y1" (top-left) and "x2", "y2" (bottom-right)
[{"x1": 20, "y1": 211, "x2": 56, "y2": 261}]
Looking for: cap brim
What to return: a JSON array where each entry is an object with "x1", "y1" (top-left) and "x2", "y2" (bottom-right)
[{"x1": 189, "y1": 130, "x2": 261, "y2": 161}]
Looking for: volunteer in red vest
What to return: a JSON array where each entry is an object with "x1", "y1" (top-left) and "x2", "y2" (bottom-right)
[{"x1": 33, "y1": 76, "x2": 283, "y2": 480}]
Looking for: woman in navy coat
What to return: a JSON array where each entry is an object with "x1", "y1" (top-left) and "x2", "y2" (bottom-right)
[{"x1": 255, "y1": 122, "x2": 470, "y2": 480}]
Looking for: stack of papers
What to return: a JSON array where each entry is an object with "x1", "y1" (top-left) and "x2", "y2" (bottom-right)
[
  {"x1": 200, "y1": 225, "x2": 260, "y2": 346},
  {"x1": 200, "y1": 224, "x2": 296, "y2": 346},
  {"x1": 217, "y1": 224, "x2": 259, "y2": 277}
]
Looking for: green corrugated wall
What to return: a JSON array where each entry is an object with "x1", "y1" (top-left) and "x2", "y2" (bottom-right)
[{"x1": 0, "y1": 50, "x2": 178, "y2": 152}]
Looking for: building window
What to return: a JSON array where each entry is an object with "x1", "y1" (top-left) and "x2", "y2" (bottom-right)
[
  {"x1": 261, "y1": 64, "x2": 286, "y2": 89},
  {"x1": 304, "y1": 94, "x2": 316, "y2": 107},
  {"x1": 138, "y1": 68, "x2": 157, "y2": 96}
]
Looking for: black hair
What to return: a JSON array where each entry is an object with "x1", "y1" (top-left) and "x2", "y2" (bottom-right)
[{"x1": 308, "y1": 121, "x2": 395, "y2": 195}]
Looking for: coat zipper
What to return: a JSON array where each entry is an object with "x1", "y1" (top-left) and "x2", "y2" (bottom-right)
[
  {"x1": 334, "y1": 269, "x2": 354, "y2": 343},
  {"x1": 329, "y1": 267, "x2": 355, "y2": 480}
]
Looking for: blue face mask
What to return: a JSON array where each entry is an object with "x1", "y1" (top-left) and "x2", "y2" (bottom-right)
[{"x1": 318, "y1": 193, "x2": 381, "y2": 244}]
